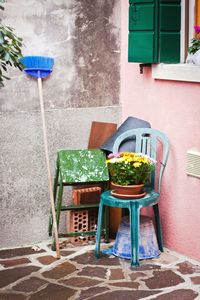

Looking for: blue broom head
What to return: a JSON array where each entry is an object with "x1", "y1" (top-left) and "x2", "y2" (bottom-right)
[{"x1": 20, "y1": 56, "x2": 54, "y2": 78}]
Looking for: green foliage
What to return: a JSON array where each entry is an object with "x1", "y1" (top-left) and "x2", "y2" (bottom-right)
[
  {"x1": 188, "y1": 38, "x2": 200, "y2": 55},
  {"x1": 106, "y1": 152, "x2": 156, "y2": 186},
  {"x1": 188, "y1": 26, "x2": 200, "y2": 55},
  {"x1": 0, "y1": 0, "x2": 24, "y2": 87},
  {"x1": 0, "y1": 0, "x2": 5, "y2": 11}
]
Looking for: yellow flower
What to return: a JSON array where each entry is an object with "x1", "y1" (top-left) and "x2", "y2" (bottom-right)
[
  {"x1": 126, "y1": 157, "x2": 133, "y2": 162},
  {"x1": 133, "y1": 162, "x2": 141, "y2": 168},
  {"x1": 122, "y1": 152, "x2": 131, "y2": 156},
  {"x1": 143, "y1": 158, "x2": 149, "y2": 164}
]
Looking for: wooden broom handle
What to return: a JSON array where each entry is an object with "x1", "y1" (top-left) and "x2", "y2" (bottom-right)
[{"x1": 38, "y1": 77, "x2": 60, "y2": 259}]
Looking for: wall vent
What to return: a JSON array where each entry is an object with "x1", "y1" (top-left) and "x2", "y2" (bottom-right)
[{"x1": 186, "y1": 150, "x2": 200, "y2": 178}]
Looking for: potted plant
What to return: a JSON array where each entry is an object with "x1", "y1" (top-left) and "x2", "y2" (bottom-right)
[
  {"x1": 106, "y1": 152, "x2": 156, "y2": 199},
  {"x1": 187, "y1": 25, "x2": 200, "y2": 65}
]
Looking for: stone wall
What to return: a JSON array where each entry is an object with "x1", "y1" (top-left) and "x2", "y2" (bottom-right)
[{"x1": 0, "y1": 0, "x2": 121, "y2": 247}]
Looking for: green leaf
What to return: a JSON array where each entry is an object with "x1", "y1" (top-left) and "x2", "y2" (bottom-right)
[
  {"x1": 0, "y1": 31, "x2": 3, "y2": 43},
  {"x1": 0, "y1": 1, "x2": 4, "y2": 10},
  {"x1": 1, "y1": 63, "x2": 7, "y2": 71},
  {"x1": 0, "y1": 12, "x2": 24, "y2": 87},
  {"x1": 2, "y1": 74, "x2": 10, "y2": 80}
]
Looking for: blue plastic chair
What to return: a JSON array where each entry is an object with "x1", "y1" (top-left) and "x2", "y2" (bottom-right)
[{"x1": 95, "y1": 128, "x2": 170, "y2": 267}]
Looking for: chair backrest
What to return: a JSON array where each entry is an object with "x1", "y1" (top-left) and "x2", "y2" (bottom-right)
[
  {"x1": 112, "y1": 128, "x2": 170, "y2": 193},
  {"x1": 100, "y1": 116, "x2": 151, "y2": 153}
]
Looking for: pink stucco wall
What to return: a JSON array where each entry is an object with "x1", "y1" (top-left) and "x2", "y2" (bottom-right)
[{"x1": 121, "y1": 1, "x2": 200, "y2": 261}]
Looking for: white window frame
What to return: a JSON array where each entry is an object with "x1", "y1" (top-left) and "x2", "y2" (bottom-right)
[
  {"x1": 152, "y1": 0, "x2": 200, "y2": 83},
  {"x1": 188, "y1": 0, "x2": 196, "y2": 48}
]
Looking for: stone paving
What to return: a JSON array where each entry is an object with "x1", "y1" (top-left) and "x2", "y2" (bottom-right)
[{"x1": 0, "y1": 239, "x2": 200, "y2": 300}]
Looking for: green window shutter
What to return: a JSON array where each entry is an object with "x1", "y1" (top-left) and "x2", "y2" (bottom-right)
[
  {"x1": 128, "y1": 0, "x2": 158, "y2": 63},
  {"x1": 128, "y1": 0, "x2": 181, "y2": 64},
  {"x1": 160, "y1": 0, "x2": 181, "y2": 63}
]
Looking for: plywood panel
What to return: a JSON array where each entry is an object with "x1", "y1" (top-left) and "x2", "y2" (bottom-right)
[{"x1": 88, "y1": 121, "x2": 117, "y2": 149}]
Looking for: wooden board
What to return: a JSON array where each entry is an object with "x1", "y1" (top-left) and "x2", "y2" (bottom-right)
[
  {"x1": 88, "y1": 121, "x2": 121, "y2": 234},
  {"x1": 88, "y1": 121, "x2": 117, "y2": 149}
]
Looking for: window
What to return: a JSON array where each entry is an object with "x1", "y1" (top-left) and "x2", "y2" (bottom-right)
[
  {"x1": 152, "y1": 0, "x2": 200, "y2": 82},
  {"x1": 181, "y1": 0, "x2": 195, "y2": 63},
  {"x1": 128, "y1": 0, "x2": 200, "y2": 82}
]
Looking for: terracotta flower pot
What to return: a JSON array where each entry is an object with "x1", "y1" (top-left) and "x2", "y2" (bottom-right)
[{"x1": 110, "y1": 182, "x2": 145, "y2": 199}]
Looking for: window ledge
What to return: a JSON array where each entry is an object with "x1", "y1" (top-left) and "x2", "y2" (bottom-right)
[{"x1": 152, "y1": 63, "x2": 200, "y2": 83}]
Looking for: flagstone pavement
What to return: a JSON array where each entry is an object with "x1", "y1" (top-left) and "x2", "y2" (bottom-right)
[{"x1": 0, "y1": 239, "x2": 199, "y2": 300}]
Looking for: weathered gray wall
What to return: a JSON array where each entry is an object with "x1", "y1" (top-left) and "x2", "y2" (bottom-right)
[{"x1": 0, "y1": 0, "x2": 121, "y2": 247}]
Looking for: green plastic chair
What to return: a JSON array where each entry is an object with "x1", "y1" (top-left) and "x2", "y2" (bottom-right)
[
  {"x1": 95, "y1": 128, "x2": 170, "y2": 267},
  {"x1": 48, "y1": 149, "x2": 110, "y2": 249}
]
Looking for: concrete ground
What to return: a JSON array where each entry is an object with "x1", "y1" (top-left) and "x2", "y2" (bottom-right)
[{"x1": 0, "y1": 239, "x2": 200, "y2": 300}]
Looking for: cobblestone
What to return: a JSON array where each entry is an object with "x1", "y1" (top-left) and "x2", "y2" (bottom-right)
[
  {"x1": 108, "y1": 268, "x2": 125, "y2": 280},
  {"x1": 0, "y1": 240, "x2": 199, "y2": 299},
  {"x1": 143, "y1": 270, "x2": 184, "y2": 289},
  {"x1": 0, "y1": 266, "x2": 40, "y2": 288},
  {"x1": 42, "y1": 261, "x2": 77, "y2": 280},
  {"x1": 36, "y1": 255, "x2": 58, "y2": 265},
  {"x1": 177, "y1": 261, "x2": 200, "y2": 275},
  {"x1": 12, "y1": 276, "x2": 48, "y2": 293},
  {"x1": 0, "y1": 258, "x2": 30, "y2": 268}
]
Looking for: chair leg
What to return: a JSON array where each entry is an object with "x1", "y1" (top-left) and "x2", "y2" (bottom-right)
[
  {"x1": 48, "y1": 165, "x2": 59, "y2": 236},
  {"x1": 103, "y1": 206, "x2": 109, "y2": 243},
  {"x1": 95, "y1": 202, "x2": 104, "y2": 258},
  {"x1": 153, "y1": 203, "x2": 164, "y2": 252},
  {"x1": 52, "y1": 180, "x2": 63, "y2": 251},
  {"x1": 48, "y1": 209, "x2": 53, "y2": 236},
  {"x1": 129, "y1": 202, "x2": 140, "y2": 267}
]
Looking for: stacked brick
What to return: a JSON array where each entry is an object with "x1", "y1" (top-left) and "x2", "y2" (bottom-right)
[
  {"x1": 67, "y1": 187, "x2": 101, "y2": 245},
  {"x1": 66, "y1": 121, "x2": 117, "y2": 244},
  {"x1": 72, "y1": 187, "x2": 101, "y2": 205}
]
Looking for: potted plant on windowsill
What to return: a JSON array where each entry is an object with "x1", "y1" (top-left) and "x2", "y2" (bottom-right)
[
  {"x1": 187, "y1": 25, "x2": 200, "y2": 65},
  {"x1": 106, "y1": 152, "x2": 156, "y2": 199}
]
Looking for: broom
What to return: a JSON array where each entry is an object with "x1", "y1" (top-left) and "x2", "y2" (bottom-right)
[{"x1": 21, "y1": 56, "x2": 60, "y2": 259}]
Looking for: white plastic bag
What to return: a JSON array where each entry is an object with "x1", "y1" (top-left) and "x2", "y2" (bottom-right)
[{"x1": 192, "y1": 49, "x2": 200, "y2": 65}]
